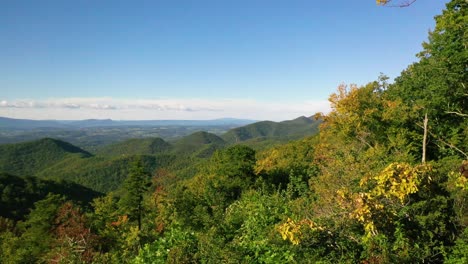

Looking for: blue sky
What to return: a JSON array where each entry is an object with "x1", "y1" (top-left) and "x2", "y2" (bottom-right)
[{"x1": 0, "y1": 0, "x2": 449, "y2": 120}]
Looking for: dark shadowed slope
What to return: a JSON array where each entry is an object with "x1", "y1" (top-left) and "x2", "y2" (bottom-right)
[{"x1": 0, "y1": 172, "x2": 102, "y2": 220}]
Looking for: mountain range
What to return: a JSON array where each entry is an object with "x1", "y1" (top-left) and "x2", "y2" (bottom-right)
[
  {"x1": 0, "y1": 116, "x2": 321, "y2": 192},
  {"x1": 0, "y1": 116, "x2": 256, "y2": 129}
]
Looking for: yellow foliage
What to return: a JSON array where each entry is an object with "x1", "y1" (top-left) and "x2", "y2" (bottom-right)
[
  {"x1": 350, "y1": 163, "x2": 430, "y2": 237},
  {"x1": 277, "y1": 218, "x2": 324, "y2": 245},
  {"x1": 255, "y1": 149, "x2": 281, "y2": 175},
  {"x1": 277, "y1": 218, "x2": 302, "y2": 245},
  {"x1": 370, "y1": 163, "x2": 423, "y2": 203}
]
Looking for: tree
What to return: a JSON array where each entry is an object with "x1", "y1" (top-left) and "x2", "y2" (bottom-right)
[
  {"x1": 13, "y1": 194, "x2": 64, "y2": 263},
  {"x1": 119, "y1": 159, "x2": 150, "y2": 231},
  {"x1": 48, "y1": 202, "x2": 98, "y2": 263},
  {"x1": 173, "y1": 145, "x2": 257, "y2": 230},
  {"x1": 386, "y1": 0, "x2": 467, "y2": 160}
]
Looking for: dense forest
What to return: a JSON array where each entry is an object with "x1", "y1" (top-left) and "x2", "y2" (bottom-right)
[{"x1": 0, "y1": 0, "x2": 467, "y2": 263}]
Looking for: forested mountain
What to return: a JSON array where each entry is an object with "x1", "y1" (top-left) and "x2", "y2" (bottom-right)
[
  {"x1": 0, "y1": 116, "x2": 319, "y2": 193},
  {"x1": 0, "y1": 138, "x2": 91, "y2": 176},
  {"x1": 36, "y1": 154, "x2": 175, "y2": 193},
  {"x1": 172, "y1": 131, "x2": 227, "y2": 157},
  {"x1": 97, "y1": 137, "x2": 172, "y2": 157},
  {"x1": 0, "y1": 1, "x2": 467, "y2": 263},
  {"x1": 221, "y1": 115, "x2": 320, "y2": 144},
  {"x1": 0, "y1": 138, "x2": 174, "y2": 193}
]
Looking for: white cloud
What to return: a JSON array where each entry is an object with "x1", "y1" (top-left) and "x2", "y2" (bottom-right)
[{"x1": 0, "y1": 97, "x2": 331, "y2": 121}]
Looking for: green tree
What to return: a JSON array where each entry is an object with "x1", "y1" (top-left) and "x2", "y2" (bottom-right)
[
  {"x1": 11, "y1": 194, "x2": 64, "y2": 263},
  {"x1": 172, "y1": 145, "x2": 257, "y2": 230},
  {"x1": 386, "y1": 0, "x2": 467, "y2": 160},
  {"x1": 119, "y1": 159, "x2": 150, "y2": 231}
]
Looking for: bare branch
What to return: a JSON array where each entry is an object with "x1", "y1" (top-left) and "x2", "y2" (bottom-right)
[
  {"x1": 422, "y1": 113, "x2": 428, "y2": 164},
  {"x1": 377, "y1": 0, "x2": 417, "y2": 7},
  {"x1": 445, "y1": 111, "x2": 468, "y2": 117},
  {"x1": 416, "y1": 123, "x2": 468, "y2": 159}
]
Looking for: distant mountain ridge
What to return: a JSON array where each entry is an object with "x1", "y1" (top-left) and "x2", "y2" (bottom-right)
[{"x1": 0, "y1": 116, "x2": 257, "y2": 129}]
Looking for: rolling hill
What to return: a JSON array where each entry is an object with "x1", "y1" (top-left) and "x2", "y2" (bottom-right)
[
  {"x1": 172, "y1": 131, "x2": 226, "y2": 158},
  {"x1": 36, "y1": 154, "x2": 174, "y2": 193},
  {"x1": 221, "y1": 116, "x2": 321, "y2": 144},
  {"x1": 0, "y1": 137, "x2": 174, "y2": 193},
  {"x1": 0, "y1": 138, "x2": 92, "y2": 176},
  {"x1": 97, "y1": 137, "x2": 172, "y2": 156}
]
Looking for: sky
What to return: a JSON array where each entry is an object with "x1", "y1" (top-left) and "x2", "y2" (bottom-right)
[{"x1": 0, "y1": 0, "x2": 450, "y2": 121}]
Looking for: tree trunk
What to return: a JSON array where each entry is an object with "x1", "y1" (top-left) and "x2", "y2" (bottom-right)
[{"x1": 422, "y1": 112, "x2": 428, "y2": 164}]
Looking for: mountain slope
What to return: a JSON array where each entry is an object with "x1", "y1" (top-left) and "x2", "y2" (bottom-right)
[
  {"x1": 0, "y1": 138, "x2": 167, "y2": 193},
  {"x1": 0, "y1": 138, "x2": 91, "y2": 176},
  {"x1": 37, "y1": 154, "x2": 174, "y2": 193},
  {"x1": 221, "y1": 116, "x2": 321, "y2": 144},
  {"x1": 97, "y1": 137, "x2": 172, "y2": 156},
  {"x1": 172, "y1": 131, "x2": 226, "y2": 157}
]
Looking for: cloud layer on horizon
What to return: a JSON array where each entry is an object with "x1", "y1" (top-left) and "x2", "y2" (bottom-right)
[{"x1": 0, "y1": 97, "x2": 330, "y2": 121}]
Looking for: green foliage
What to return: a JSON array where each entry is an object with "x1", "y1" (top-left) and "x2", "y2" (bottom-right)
[
  {"x1": 119, "y1": 159, "x2": 150, "y2": 231},
  {"x1": 97, "y1": 137, "x2": 172, "y2": 157},
  {"x1": 255, "y1": 135, "x2": 319, "y2": 188},
  {"x1": 221, "y1": 189, "x2": 296, "y2": 263},
  {"x1": 3, "y1": 194, "x2": 65, "y2": 263},
  {"x1": 172, "y1": 145, "x2": 257, "y2": 230},
  {"x1": 387, "y1": 0, "x2": 467, "y2": 160},
  {"x1": 134, "y1": 226, "x2": 198, "y2": 264},
  {"x1": 446, "y1": 227, "x2": 468, "y2": 263},
  {"x1": 209, "y1": 145, "x2": 256, "y2": 180}
]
